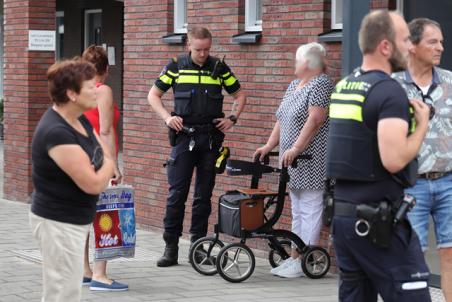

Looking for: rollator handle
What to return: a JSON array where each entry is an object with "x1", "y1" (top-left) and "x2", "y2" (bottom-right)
[
  {"x1": 254, "y1": 152, "x2": 312, "y2": 166},
  {"x1": 288, "y1": 154, "x2": 312, "y2": 169},
  {"x1": 253, "y1": 152, "x2": 278, "y2": 166}
]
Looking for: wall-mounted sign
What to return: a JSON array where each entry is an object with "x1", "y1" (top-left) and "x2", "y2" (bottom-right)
[
  {"x1": 108, "y1": 46, "x2": 116, "y2": 66},
  {"x1": 28, "y1": 30, "x2": 56, "y2": 51}
]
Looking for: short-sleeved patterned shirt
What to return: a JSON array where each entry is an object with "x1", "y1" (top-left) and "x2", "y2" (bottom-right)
[
  {"x1": 276, "y1": 74, "x2": 334, "y2": 190},
  {"x1": 393, "y1": 67, "x2": 452, "y2": 174}
]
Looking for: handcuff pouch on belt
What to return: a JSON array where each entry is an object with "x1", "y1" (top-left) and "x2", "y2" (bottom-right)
[
  {"x1": 355, "y1": 194, "x2": 416, "y2": 249},
  {"x1": 356, "y1": 201, "x2": 393, "y2": 248}
]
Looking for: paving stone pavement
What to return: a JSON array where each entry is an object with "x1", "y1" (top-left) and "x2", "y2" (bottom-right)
[
  {"x1": 0, "y1": 198, "x2": 339, "y2": 302},
  {"x1": 0, "y1": 197, "x2": 445, "y2": 302}
]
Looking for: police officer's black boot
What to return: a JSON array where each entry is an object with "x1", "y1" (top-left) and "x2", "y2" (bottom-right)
[{"x1": 157, "y1": 233, "x2": 179, "y2": 267}]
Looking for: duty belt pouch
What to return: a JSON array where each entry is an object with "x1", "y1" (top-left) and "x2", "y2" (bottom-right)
[
  {"x1": 356, "y1": 201, "x2": 393, "y2": 248},
  {"x1": 211, "y1": 128, "x2": 226, "y2": 147},
  {"x1": 323, "y1": 195, "x2": 334, "y2": 227},
  {"x1": 204, "y1": 92, "x2": 224, "y2": 118},
  {"x1": 368, "y1": 213, "x2": 393, "y2": 249},
  {"x1": 392, "y1": 158, "x2": 419, "y2": 188},
  {"x1": 174, "y1": 90, "x2": 192, "y2": 116},
  {"x1": 322, "y1": 179, "x2": 334, "y2": 227},
  {"x1": 168, "y1": 127, "x2": 177, "y2": 147}
]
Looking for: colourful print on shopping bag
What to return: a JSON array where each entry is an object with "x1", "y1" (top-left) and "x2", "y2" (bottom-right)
[
  {"x1": 93, "y1": 185, "x2": 136, "y2": 260},
  {"x1": 94, "y1": 211, "x2": 123, "y2": 249}
]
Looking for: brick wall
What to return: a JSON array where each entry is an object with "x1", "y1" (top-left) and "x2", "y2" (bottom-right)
[{"x1": 3, "y1": 0, "x2": 55, "y2": 201}]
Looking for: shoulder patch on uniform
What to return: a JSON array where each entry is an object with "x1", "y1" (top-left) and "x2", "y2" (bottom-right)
[{"x1": 159, "y1": 66, "x2": 168, "y2": 77}]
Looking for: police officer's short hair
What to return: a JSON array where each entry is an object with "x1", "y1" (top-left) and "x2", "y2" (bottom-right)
[
  {"x1": 188, "y1": 27, "x2": 212, "y2": 41},
  {"x1": 358, "y1": 10, "x2": 397, "y2": 55},
  {"x1": 295, "y1": 42, "x2": 326, "y2": 70},
  {"x1": 408, "y1": 18, "x2": 441, "y2": 45}
]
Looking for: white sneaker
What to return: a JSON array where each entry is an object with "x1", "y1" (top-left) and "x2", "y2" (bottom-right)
[
  {"x1": 270, "y1": 257, "x2": 294, "y2": 275},
  {"x1": 275, "y1": 258, "x2": 304, "y2": 278}
]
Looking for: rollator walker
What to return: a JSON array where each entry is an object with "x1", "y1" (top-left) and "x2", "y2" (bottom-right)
[{"x1": 189, "y1": 152, "x2": 331, "y2": 283}]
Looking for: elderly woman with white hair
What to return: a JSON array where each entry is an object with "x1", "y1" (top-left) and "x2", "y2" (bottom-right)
[{"x1": 254, "y1": 42, "x2": 334, "y2": 278}]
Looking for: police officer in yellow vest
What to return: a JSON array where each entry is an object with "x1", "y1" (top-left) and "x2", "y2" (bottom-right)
[
  {"x1": 148, "y1": 27, "x2": 246, "y2": 267},
  {"x1": 325, "y1": 11, "x2": 432, "y2": 301}
]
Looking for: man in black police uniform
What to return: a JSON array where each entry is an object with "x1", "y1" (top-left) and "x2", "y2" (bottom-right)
[
  {"x1": 148, "y1": 27, "x2": 246, "y2": 267},
  {"x1": 326, "y1": 11, "x2": 432, "y2": 301}
]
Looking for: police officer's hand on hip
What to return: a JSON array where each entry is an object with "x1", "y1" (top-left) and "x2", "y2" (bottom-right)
[
  {"x1": 147, "y1": 27, "x2": 246, "y2": 268},
  {"x1": 165, "y1": 116, "x2": 184, "y2": 132}
]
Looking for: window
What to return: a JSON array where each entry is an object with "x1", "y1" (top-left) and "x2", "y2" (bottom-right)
[
  {"x1": 84, "y1": 9, "x2": 102, "y2": 49},
  {"x1": 56, "y1": 11, "x2": 64, "y2": 60},
  {"x1": 245, "y1": 0, "x2": 263, "y2": 32},
  {"x1": 174, "y1": 0, "x2": 187, "y2": 34},
  {"x1": 331, "y1": 0, "x2": 343, "y2": 30}
]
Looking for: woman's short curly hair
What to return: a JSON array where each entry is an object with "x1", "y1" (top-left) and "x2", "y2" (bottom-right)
[{"x1": 47, "y1": 58, "x2": 96, "y2": 105}]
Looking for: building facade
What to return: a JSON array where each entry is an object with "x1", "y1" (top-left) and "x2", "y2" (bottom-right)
[{"x1": 2, "y1": 0, "x2": 451, "y2": 279}]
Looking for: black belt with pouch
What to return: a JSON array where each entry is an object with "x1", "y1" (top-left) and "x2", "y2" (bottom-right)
[
  {"x1": 334, "y1": 201, "x2": 393, "y2": 248},
  {"x1": 331, "y1": 195, "x2": 416, "y2": 249},
  {"x1": 168, "y1": 125, "x2": 196, "y2": 147}
]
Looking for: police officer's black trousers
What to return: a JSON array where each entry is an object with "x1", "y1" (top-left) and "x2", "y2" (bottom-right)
[
  {"x1": 163, "y1": 131, "x2": 222, "y2": 239},
  {"x1": 332, "y1": 216, "x2": 431, "y2": 302}
]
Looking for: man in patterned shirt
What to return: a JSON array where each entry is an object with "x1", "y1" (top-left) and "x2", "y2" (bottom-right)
[{"x1": 393, "y1": 18, "x2": 452, "y2": 301}]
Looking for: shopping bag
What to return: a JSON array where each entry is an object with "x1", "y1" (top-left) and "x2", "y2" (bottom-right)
[{"x1": 93, "y1": 184, "x2": 136, "y2": 260}]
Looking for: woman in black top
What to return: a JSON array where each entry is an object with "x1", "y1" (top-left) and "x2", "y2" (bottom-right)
[{"x1": 29, "y1": 59, "x2": 115, "y2": 302}]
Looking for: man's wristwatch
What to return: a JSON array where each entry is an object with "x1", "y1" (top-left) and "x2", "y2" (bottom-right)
[{"x1": 228, "y1": 115, "x2": 238, "y2": 124}]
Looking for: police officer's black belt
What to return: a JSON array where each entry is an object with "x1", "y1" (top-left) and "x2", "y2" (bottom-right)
[{"x1": 184, "y1": 124, "x2": 216, "y2": 133}]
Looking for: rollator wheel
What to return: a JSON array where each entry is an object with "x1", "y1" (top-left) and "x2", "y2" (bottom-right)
[
  {"x1": 216, "y1": 243, "x2": 255, "y2": 283},
  {"x1": 268, "y1": 240, "x2": 292, "y2": 268},
  {"x1": 301, "y1": 246, "x2": 330, "y2": 279},
  {"x1": 189, "y1": 237, "x2": 225, "y2": 276}
]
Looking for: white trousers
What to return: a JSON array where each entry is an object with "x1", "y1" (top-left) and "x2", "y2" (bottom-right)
[
  {"x1": 29, "y1": 212, "x2": 90, "y2": 302},
  {"x1": 289, "y1": 189, "x2": 324, "y2": 246}
]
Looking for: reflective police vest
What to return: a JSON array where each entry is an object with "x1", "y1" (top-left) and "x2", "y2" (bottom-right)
[
  {"x1": 170, "y1": 54, "x2": 233, "y2": 125},
  {"x1": 326, "y1": 69, "x2": 417, "y2": 183}
]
